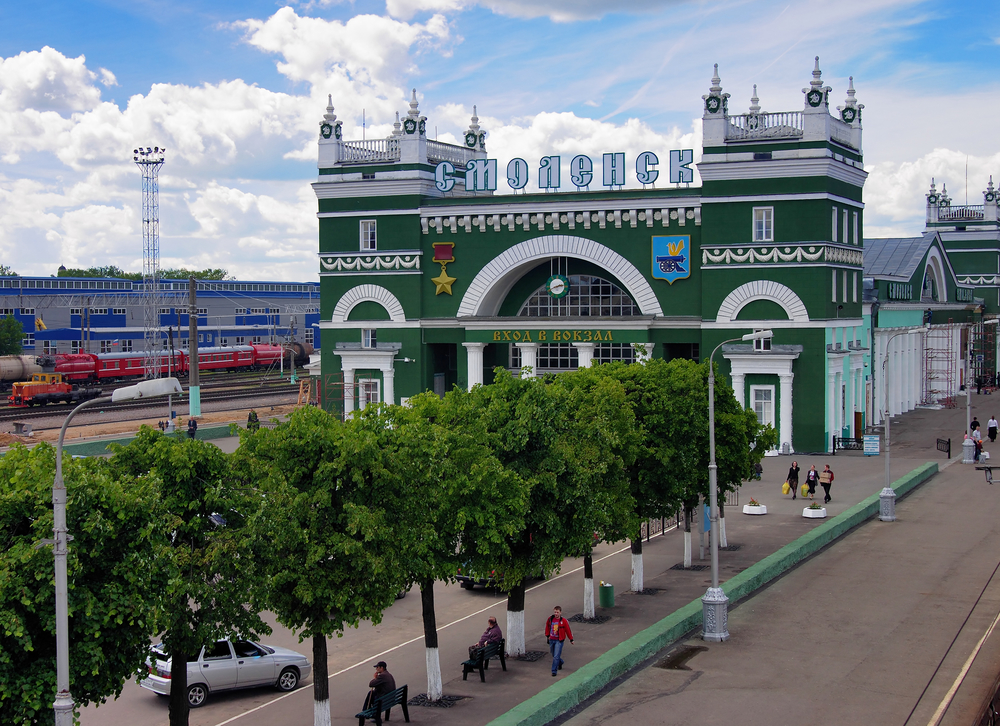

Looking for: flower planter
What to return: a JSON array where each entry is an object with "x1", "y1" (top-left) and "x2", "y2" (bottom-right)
[
  {"x1": 742, "y1": 504, "x2": 767, "y2": 515},
  {"x1": 802, "y1": 507, "x2": 827, "y2": 518}
]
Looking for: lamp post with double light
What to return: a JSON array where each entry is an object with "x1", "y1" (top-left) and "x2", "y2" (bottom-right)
[
  {"x1": 703, "y1": 329, "x2": 773, "y2": 642},
  {"x1": 51, "y1": 377, "x2": 184, "y2": 726}
]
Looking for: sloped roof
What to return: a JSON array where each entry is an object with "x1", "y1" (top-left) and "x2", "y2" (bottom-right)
[{"x1": 863, "y1": 232, "x2": 938, "y2": 281}]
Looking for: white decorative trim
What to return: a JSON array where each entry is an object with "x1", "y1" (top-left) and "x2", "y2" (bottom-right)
[
  {"x1": 716, "y1": 281, "x2": 810, "y2": 323},
  {"x1": 317, "y1": 209, "x2": 419, "y2": 218},
  {"x1": 320, "y1": 252, "x2": 421, "y2": 273},
  {"x1": 332, "y1": 284, "x2": 406, "y2": 323},
  {"x1": 699, "y1": 158, "x2": 868, "y2": 187},
  {"x1": 457, "y1": 235, "x2": 664, "y2": 317},
  {"x1": 923, "y1": 246, "x2": 948, "y2": 303},
  {"x1": 700, "y1": 192, "x2": 864, "y2": 208},
  {"x1": 959, "y1": 276, "x2": 999, "y2": 285}
]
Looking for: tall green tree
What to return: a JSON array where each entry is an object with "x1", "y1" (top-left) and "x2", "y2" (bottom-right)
[
  {"x1": 394, "y1": 393, "x2": 528, "y2": 701},
  {"x1": 233, "y1": 406, "x2": 411, "y2": 726},
  {"x1": 108, "y1": 429, "x2": 272, "y2": 726},
  {"x1": 0, "y1": 314, "x2": 23, "y2": 355},
  {"x1": 0, "y1": 445, "x2": 165, "y2": 726},
  {"x1": 436, "y1": 369, "x2": 636, "y2": 655},
  {"x1": 0, "y1": 264, "x2": 16, "y2": 275}
]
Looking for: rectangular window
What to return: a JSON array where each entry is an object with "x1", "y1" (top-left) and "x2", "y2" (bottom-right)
[
  {"x1": 832, "y1": 270, "x2": 838, "y2": 302},
  {"x1": 197, "y1": 308, "x2": 207, "y2": 315},
  {"x1": 70, "y1": 308, "x2": 81, "y2": 315},
  {"x1": 235, "y1": 308, "x2": 246, "y2": 315},
  {"x1": 843, "y1": 270, "x2": 848, "y2": 302},
  {"x1": 750, "y1": 386, "x2": 775, "y2": 428},
  {"x1": 249, "y1": 307, "x2": 266, "y2": 314},
  {"x1": 100, "y1": 341, "x2": 114, "y2": 354},
  {"x1": 362, "y1": 329, "x2": 377, "y2": 348},
  {"x1": 21, "y1": 333, "x2": 34, "y2": 346},
  {"x1": 221, "y1": 338, "x2": 228, "y2": 346},
  {"x1": 832, "y1": 207, "x2": 838, "y2": 242},
  {"x1": 251, "y1": 335, "x2": 262, "y2": 343},
  {"x1": 305, "y1": 328, "x2": 314, "y2": 346},
  {"x1": 235, "y1": 336, "x2": 245, "y2": 345},
  {"x1": 159, "y1": 308, "x2": 171, "y2": 314},
  {"x1": 360, "y1": 220, "x2": 377, "y2": 251},
  {"x1": 70, "y1": 341, "x2": 82, "y2": 353},
  {"x1": 752, "y1": 207, "x2": 773, "y2": 242},
  {"x1": 90, "y1": 308, "x2": 107, "y2": 315},
  {"x1": 853, "y1": 271, "x2": 858, "y2": 303},
  {"x1": 20, "y1": 307, "x2": 35, "y2": 315},
  {"x1": 843, "y1": 209, "x2": 849, "y2": 245},
  {"x1": 358, "y1": 379, "x2": 380, "y2": 409},
  {"x1": 113, "y1": 308, "x2": 126, "y2": 316},
  {"x1": 121, "y1": 340, "x2": 133, "y2": 352},
  {"x1": 753, "y1": 329, "x2": 772, "y2": 351}
]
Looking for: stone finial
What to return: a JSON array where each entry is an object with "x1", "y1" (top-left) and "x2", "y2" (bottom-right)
[
  {"x1": 710, "y1": 63, "x2": 722, "y2": 94},
  {"x1": 987, "y1": 176, "x2": 995, "y2": 195},
  {"x1": 749, "y1": 84, "x2": 760, "y2": 114},
  {"x1": 941, "y1": 183, "x2": 951, "y2": 205},
  {"x1": 391, "y1": 112, "x2": 402, "y2": 137},
  {"x1": 323, "y1": 94, "x2": 337, "y2": 123},
  {"x1": 810, "y1": 56, "x2": 823, "y2": 89},
  {"x1": 802, "y1": 56, "x2": 832, "y2": 107},
  {"x1": 929, "y1": 178, "x2": 937, "y2": 195},
  {"x1": 844, "y1": 76, "x2": 857, "y2": 108},
  {"x1": 407, "y1": 88, "x2": 420, "y2": 119},
  {"x1": 469, "y1": 105, "x2": 480, "y2": 134},
  {"x1": 702, "y1": 63, "x2": 730, "y2": 115}
]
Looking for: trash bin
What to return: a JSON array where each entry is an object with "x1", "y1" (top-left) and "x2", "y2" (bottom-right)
[{"x1": 598, "y1": 582, "x2": 615, "y2": 608}]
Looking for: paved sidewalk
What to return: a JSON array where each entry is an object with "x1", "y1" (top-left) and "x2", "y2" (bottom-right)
[{"x1": 556, "y1": 458, "x2": 1000, "y2": 726}]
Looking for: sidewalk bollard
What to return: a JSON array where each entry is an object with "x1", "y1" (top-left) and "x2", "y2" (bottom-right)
[
  {"x1": 598, "y1": 581, "x2": 615, "y2": 608},
  {"x1": 879, "y1": 487, "x2": 896, "y2": 522},
  {"x1": 963, "y1": 437, "x2": 976, "y2": 464}
]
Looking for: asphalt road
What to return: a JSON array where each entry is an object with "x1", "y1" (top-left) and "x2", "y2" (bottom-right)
[{"x1": 79, "y1": 538, "x2": 644, "y2": 726}]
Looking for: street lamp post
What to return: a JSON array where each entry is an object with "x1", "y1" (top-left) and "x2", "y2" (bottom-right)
[
  {"x1": 51, "y1": 377, "x2": 184, "y2": 725},
  {"x1": 703, "y1": 329, "x2": 773, "y2": 642}
]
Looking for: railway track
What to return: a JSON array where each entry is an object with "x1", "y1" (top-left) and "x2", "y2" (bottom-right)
[{"x1": 0, "y1": 375, "x2": 302, "y2": 424}]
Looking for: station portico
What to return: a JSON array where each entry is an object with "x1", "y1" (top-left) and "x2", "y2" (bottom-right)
[{"x1": 314, "y1": 59, "x2": 873, "y2": 453}]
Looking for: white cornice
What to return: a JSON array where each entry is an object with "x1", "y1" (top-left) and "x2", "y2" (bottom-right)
[
  {"x1": 701, "y1": 192, "x2": 863, "y2": 208},
  {"x1": 698, "y1": 158, "x2": 868, "y2": 187}
]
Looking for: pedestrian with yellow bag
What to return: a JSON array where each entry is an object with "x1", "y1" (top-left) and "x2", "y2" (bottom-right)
[{"x1": 784, "y1": 461, "x2": 800, "y2": 500}]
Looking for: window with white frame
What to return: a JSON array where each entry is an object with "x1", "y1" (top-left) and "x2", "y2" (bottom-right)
[
  {"x1": 221, "y1": 338, "x2": 229, "y2": 346},
  {"x1": 197, "y1": 308, "x2": 207, "y2": 315},
  {"x1": 70, "y1": 308, "x2": 81, "y2": 315},
  {"x1": 853, "y1": 271, "x2": 858, "y2": 303},
  {"x1": 753, "y1": 329, "x2": 772, "y2": 351},
  {"x1": 752, "y1": 207, "x2": 773, "y2": 242},
  {"x1": 832, "y1": 207, "x2": 838, "y2": 242},
  {"x1": 843, "y1": 270, "x2": 848, "y2": 301},
  {"x1": 358, "y1": 379, "x2": 380, "y2": 409},
  {"x1": 251, "y1": 335, "x2": 262, "y2": 343},
  {"x1": 832, "y1": 270, "x2": 838, "y2": 302},
  {"x1": 121, "y1": 340, "x2": 133, "y2": 352},
  {"x1": 235, "y1": 308, "x2": 246, "y2": 315},
  {"x1": 362, "y1": 329, "x2": 377, "y2": 348},
  {"x1": 305, "y1": 328, "x2": 314, "y2": 345},
  {"x1": 843, "y1": 209, "x2": 849, "y2": 245},
  {"x1": 235, "y1": 336, "x2": 245, "y2": 345},
  {"x1": 100, "y1": 340, "x2": 115, "y2": 353},
  {"x1": 20, "y1": 308, "x2": 34, "y2": 315},
  {"x1": 248, "y1": 307, "x2": 266, "y2": 314},
  {"x1": 853, "y1": 211, "x2": 859, "y2": 245},
  {"x1": 360, "y1": 220, "x2": 377, "y2": 251},
  {"x1": 113, "y1": 308, "x2": 126, "y2": 316},
  {"x1": 159, "y1": 308, "x2": 171, "y2": 314},
  {"x1": 750, "y1": 386, "x2": 775, "y2": 428},
  {"x1": 21, "y1": 333, "x2": 34, "y2": 346},
  {"x1": 70, "y1": 341, "x2": 82, "y2": 353}
]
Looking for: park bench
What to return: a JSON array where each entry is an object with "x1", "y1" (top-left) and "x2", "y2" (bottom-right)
[
  {"x1": 462, "y1": 638, "x2": 507, "y2": 682},
  {"x1": 356, "y1": 684, "x2": 409, "y2": 726},
  {"x1": 832, "y1": 435, "x2": 863, "y2": 453}
]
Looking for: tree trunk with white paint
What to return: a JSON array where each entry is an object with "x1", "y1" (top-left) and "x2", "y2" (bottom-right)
[
  {"x1": 583, "y1": 553, "x2": 595, "y2": 619},
  {"x1": 506, "y1": 583, "x2": 526, "y2": 656},
  {"x1": 420, "y1": 580, "x2": 442, "y2": 702},
  {"x1": 683, "y1": 505, "x2": 692, "y2": 568},
  {"x1": 312, "y1": 634, "x2": 331, "y2": 726},
  {"x1": 719, "y1": 499, "x2": 728, "y2": 548},
  {"x1": 630, "y1": 537, "x2": 643, "y2": 592}
]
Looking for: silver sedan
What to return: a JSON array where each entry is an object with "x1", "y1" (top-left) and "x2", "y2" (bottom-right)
[{"x1": 139, "y1": 639, "x2": 311, "y2": 708}]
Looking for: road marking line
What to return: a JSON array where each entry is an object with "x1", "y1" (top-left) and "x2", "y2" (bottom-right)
[
  {"x1": 211, "y1": 526, "x2": 676, "y2": 726},
  {"x1": 926, "y1": 606, "x2": 1000, "y2": 726}
]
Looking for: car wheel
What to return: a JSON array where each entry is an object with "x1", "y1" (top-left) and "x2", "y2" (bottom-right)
[
  {"x1": 460, "y1": 581, "x2": 474, "y2": 590},
  {"x1": 277, "y1": 667, "x2": 299, "y2": 692},
  {"x1": 187, "y1": 684, "x2": 208, "y2": 708}
]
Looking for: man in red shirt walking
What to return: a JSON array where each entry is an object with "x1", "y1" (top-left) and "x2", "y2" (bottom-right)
[{"x1": 544, "y1": 605, "x2": 574, "y2": 676}]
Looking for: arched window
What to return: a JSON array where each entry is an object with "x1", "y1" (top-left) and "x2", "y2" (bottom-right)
[{"x1": 517, "y1": 275, "x2": 640, "y2": 317}]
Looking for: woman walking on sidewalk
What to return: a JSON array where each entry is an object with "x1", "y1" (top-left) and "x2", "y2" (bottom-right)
[
  {"x1": 989, "y1": 415, "x2": 998, "y2": 443},
  {"x1": 805, "y1": 465, "x2": 820, "y2": 499},
  {"x1": 786, "y1": 461, "x2": 801, "y2": 500}
]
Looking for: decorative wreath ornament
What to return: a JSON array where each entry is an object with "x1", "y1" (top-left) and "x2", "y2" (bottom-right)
[
  {"x1": 478, "y1": 132, "x2": 486, "y2": 149},
  {"x1": 403, "y1": 118, "x2": 417, "y2": 134},
  {"x1": 927, "y1": 194, "x2": 938, "y2": 205},
  {"x1": 418, "y1": 119, "x2": 427, "y2": 135},
  {"x1": 807, "y1": 89, "x2": 823, "y2": 107},
  {"x1": 705, "y1": 96, "x2": 722, "y2": 114},
  {"x1": 546, "y1": 274, "x2": 570, "y2": 299},
  {"x1": 465, "y1": 131, "x2": 477, "y2": 148},
  {"x1": 746, "y1": 115, "x2": 759, "y2": 130},
  {"x1": 320, "y1": 123, "x2": 333, "y2": 139},
  {"x1": 841, "y1": 107, "x2": 857, "y2": 124},
  {"x1": 986, "y1": 192, "x2": 997, "y2": 203}
]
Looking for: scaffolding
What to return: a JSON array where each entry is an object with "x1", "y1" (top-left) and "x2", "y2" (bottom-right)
[
  {"x1": 134, "y1": 146, "x2": 165, "y2": 380},
  {"x1": 923, "y1": 322, "x2": 958, "y2": 408},
  {"x1": 321, "y1": 369, "x2": 382, "y2": 419},
  {"x1": 972, "y1": 320, "x2": 997, "y2": 392}
]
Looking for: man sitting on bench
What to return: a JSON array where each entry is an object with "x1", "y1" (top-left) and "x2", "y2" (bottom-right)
[
  {"x1": 468, "y1": 616, "x2": 502, "y2": 659},
  {"x1": 363, "y1": 661, "x2": 396, "y2": 711}
]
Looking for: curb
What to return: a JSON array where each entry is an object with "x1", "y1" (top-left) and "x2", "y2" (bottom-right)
[
  {"x1": 1, "y1": 424, "x2": 242, "y2": 458},
  {"x1": 486, "y1": 462, "x2": 939, "y2": 726}
]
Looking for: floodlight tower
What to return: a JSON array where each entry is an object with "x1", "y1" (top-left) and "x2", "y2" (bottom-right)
[{"x1": 134, "y1": 146, "x2": 165, "y2": 379}]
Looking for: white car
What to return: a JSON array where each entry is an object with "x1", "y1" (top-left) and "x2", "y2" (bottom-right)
[{"x1": 140, "y1": 639, "x2": 311, "y2": 708}]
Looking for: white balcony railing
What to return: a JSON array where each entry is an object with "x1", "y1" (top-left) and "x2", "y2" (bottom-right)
[
  {"x1": 725, "y1": 111, "x2": 803, "y2": 141},
  {"x1": 939, "y1": 205, "x2": 985, "y2": 221},
  {"x1": 427, "y1": 140, "x2": 479, "y2": 166},
  {"x1": 339, "y1": 138, "x2": 401, "y2": 163}
]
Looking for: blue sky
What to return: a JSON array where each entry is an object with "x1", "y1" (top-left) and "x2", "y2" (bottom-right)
[{"x1": 0, "y1": 0, "x2": 997, "y2": 280}]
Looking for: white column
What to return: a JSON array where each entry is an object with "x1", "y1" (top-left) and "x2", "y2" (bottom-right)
[
  {"x1": 516, "y1": 343, "x2": 538, "y2": 378},
  {"x1": 731, "y1": 372, "x2": 746, "y2": 409},
  {"x1": 343, "y1": 367, "x2": 355, "y2": 414},
  {"x1": 827, "y1": 367, "x2": 837, "y2": 451},
  {"x1": 463, "y1": 342, "x2": 486, "y2": 389},
  {"x1": 834, "y1": 369, "x2": 843, "y2": 435},
  {"x1": 382, "y1": 367, "x2": 395, "y2": 406},
  {"x1": 573, "y1": 342, "x2": 595, "y2": 369},
  {"x1": 640, "y1": 342, "x2": 654, "y2": 361},
  {"x1": 778, "y1": 373, "x2": 793, "y2": 452},
  {"x1": 845, "y1": 365, "x2": 855, "y2": 437}
]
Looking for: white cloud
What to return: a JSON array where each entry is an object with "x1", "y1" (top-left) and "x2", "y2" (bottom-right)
[
  {"x1": 98, "y1": 68, "x2": 117, "y2": 87},
  {"x1": 386, "y1": 0, "x2": 467, "y2": 20},
  {"x1": 0, "y1": 47, "x2": 103, "y2": 114}
]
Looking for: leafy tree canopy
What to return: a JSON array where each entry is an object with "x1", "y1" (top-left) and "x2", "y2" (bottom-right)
[
  {"x1": 0, "y1": 315, "x2": 24, "y2": 356},
  {"x1": 0, "y1": 264, "x2": 16, "y2": 276},
  {"x1": 0, "y1": 445, "x2": 166, "y2": 726},
  {"x1": 56, "y1": 266, "x2": 232, "y2": 281}
]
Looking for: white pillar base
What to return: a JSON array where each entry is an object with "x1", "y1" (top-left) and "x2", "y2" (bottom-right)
[
  {"x1": 425, "y1": 647, "x2": 442, "y2": 701},
  {"x1": 506, "y1": 609, "x2": 525, "y2": 656},
  {"x1": 583, "y1": 577, "x2": 595, "y2": 619},
  {"x1": 630, "y1": 552, "x2": 643, "y2": 592}
]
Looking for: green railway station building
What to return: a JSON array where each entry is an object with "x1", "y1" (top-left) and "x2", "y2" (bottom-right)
[{"x1": 313, "y1": 59, "x2": 884, "y2": 454}]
